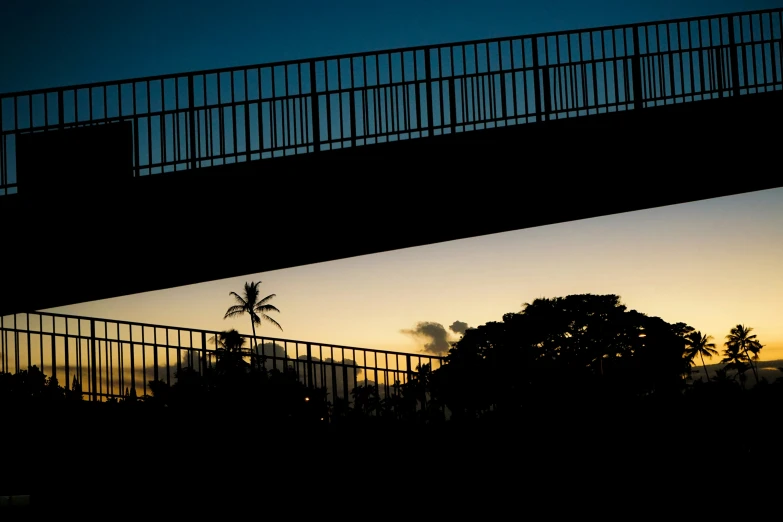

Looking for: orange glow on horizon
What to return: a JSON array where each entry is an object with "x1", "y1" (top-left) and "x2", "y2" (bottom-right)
[{"x1": 38, "y1": 188, "x2": 783, "y2": 364}]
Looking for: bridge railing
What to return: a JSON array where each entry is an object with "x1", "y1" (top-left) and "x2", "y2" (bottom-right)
[
  {"x1": 0, "y1": 311, "x2": 445, "y2": 407},
  {"x1": 1, "y1": 7, "x2": 781, "y2": 195}
]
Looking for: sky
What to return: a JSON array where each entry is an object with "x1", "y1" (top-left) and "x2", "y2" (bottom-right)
[
  {"x1": 2, "y1": 0, "x2": 782, "y2": 94},
  {"x1": 2, "y1": 1, "x2": 782, "y2": 362}
]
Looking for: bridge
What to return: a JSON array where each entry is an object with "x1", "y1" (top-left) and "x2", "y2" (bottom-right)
[
  {"x1": 1, "y1": 7, "x2": 782, "y2": 315},
  {"x1": 0, "y1": 310, "x2": 445, "y2": 407}
]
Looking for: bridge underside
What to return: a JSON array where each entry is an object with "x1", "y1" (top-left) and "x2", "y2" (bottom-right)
[{"x1": 2, "y1": 90, "x2": 781, "y2": 315}]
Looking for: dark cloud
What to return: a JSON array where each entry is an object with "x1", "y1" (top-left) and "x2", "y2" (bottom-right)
[
  {"x1": 290, "y1": 357, "x2": 363, "y2": 402},
  {"x1": 257, "y1": 341, "x2": 287, "y2": 359},
  {"x1": 257, "y1": 342, "x2": 299, "y2": 371},
  {"x1": 449, "y1": 320, "x2": 469, "y2": 335},
  {"x1": 324, "y1": 358, "x2": 363, "y2": 376},
  {"x1": 401, "y1": 322, "x2": 450, "y2": 355}
]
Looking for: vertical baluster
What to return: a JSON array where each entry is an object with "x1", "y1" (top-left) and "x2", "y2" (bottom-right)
[
  {"x1": 633, "y1": 27, "x2": 644, "y2": 110},
  {"x1": 310, "y1": 61, "x2": 321, "y2": 152}
]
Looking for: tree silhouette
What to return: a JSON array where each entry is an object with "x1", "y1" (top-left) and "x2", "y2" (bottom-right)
[
  {"x1": 685, "y1": 331, "x2": 718, "y2": 382},
  {"x1": 429, "y1": 294, "x2": 700, "y2": 419},
  {"x1": 224, "y1": 281, "x2": 282, "y2": 367},
  {"x1": 724, "y1": 324, "x2": 763, "y2": 385},
  {"x1": 209, "y1": 329, "x2": 254, "y2": 374},
  {"x1": 721, "y1": 342, "x2": 750, "y2": 386}
]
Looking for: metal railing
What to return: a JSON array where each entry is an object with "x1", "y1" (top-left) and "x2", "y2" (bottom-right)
[
  {"x1": 1, "y1": 7, "x2": 781, "y2": 195},
  {"x1": 0, "y1": 311, "x2": 445, "y2": 407}
]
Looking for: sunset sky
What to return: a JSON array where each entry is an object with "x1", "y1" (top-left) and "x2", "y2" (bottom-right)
[
  {"x1": 43, "y1": 187, "x2": 783, "y2": 361},
  {"x1": 2, "y1": 1, "x2": 782, "y2": 362}
]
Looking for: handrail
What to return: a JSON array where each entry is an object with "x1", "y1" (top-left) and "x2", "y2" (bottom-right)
[
  {"x1": 1, "y1": 7, "x2": 781, "y2": 195},
  {"x1": 0, "y1": 311, "x2": 446, "y2": 404}
]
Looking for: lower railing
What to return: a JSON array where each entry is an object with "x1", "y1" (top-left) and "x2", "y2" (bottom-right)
[{"x1": 0, "y1": 311, "x2": 445, "y2": 408}]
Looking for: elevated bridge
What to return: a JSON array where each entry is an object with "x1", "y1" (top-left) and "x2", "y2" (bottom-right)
[{"x1": 1, "y1": 7, "x2": 782, "y2": 314}]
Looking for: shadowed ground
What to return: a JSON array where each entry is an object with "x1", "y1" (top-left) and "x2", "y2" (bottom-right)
[{"x1": 0, "y1": 394, "x2": 767, "y2": 517}]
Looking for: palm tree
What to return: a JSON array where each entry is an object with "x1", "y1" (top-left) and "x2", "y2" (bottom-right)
[
  {"x1": 209, "y1": 329, "x2": 250, "y2": 372},
  {"x1": 684, "y1": 331, "x2": 718, "y2": 382},
  {"x1": 720, "y1": 342, "x2": 749, "y2": 386},
  {"x1": 224, "y1": 281, "x2": 282, "y2": 366},
  {"x1": 724, "y1": 324, "x2": 763, "y2": 386}
]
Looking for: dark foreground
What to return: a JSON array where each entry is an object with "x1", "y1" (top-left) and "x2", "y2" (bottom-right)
[{"x1": 0, "y1": 397, "x2": 767, "y2": 518}]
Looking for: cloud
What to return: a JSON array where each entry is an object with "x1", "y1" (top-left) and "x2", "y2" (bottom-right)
[
  {"x1": 401, "y1": 322, "x2": 451, "y2": 355},
  {"x1": 257, "y1": 342, "x2": 287, "y2": 359},
  {"x1": 449, "y1": 321, "x2": 469, "y2": 335},
  {"x1": 324, "y1": 358, "x2": 363, "y2": 376}
]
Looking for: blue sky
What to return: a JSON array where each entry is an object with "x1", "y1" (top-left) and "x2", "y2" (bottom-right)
[{"x1": 2, "y1": 0, "x2": 780, "y2": 93}]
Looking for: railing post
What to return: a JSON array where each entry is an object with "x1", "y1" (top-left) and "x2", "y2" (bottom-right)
[
  {"x1": 532, "y1": 38, "x2": 546, "y2": 122},
  {"x1": 64, "y1": 329, "x2": 70, "y2": 391},
  {"x1": 350, "y1": 90, "x2": 357, "y2": 147},
  {"x1": 153, "y1": 335, "x2": 159, "y2": 383},
  {"x1": 406, "y1": 354, "x2": 413, "y2": 385},
  {"x1": 202, "y1": 331, "x2": 207, "y2": 374},
  {"x1": 51, "y1": 332, "x2": 56, "y2": 383},
  {"x1": 13, "y1": 321, "x2": 19, "y2": 375},
  {"x1": 449, "y1": 73, "x2": 458, "y2": 132},
  {"x1": 425, "y1": 49, "x2": 434, "y2": 134},
  {"x1": 129, "y1": 326, "x2": 136, "y2": 396},
  {"x1": 728, "y1": 16, "x2": 741, "y2": 97},
  {"x1": 632, "y1": 27, "x2": 644, "y2": 111},
  {"x1": 244, "y1": 88, "x2": 252, "y2": 162},
  {"x1": 343, "y1": 364, "x2": 349, "y2": 404},
  {"x1": 90, "y1": 319, "x2": 98, "y2": 402},
  {"x1": 350, "y1": 59, "x2": 357, "y2": 148},
  {"x1": 2, "y1": 317, "x2": 8, "y2": 373},
  {"x1": 188, "y1": 74, "x2": 198, "y2": 170},
  {"x1": 330, "y1": 361, "x2": 338, "y2": 406},
  {"x1": 306, "y1": 343, "x2": 313, "y2": 388},
  {"x1": 309, "y1": 61, "x2": 321, "y2": 153},
  {"x1": 500, "y1": 61, "x2": 508, "y2": 123},
  {"x1": 715, "y1": 45, "x2": 725, "y2": 96},
  {"x1": 57, "y1": 90, "x2": 65, "y2": 129},
  {"x1": 543, "y1": 68, "x2": 552, "y2": 117},
  {"x1": 1, "y1": 316, "x2": 5, "y2": 374},
  {"x1": 254, "y1": 336, "x2": 261, "y2": 371}
]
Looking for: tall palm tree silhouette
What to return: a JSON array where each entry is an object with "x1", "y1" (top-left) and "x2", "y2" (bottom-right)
[
  {"x1": 724, "y1": 324, "x2": 763, "y2": 385},
  {"x1": 684, "y1": 331, "x2": 718, "y2": 382},
  {"x1": 224, "y1": 281, "x2": 282, "y2": 364}
]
